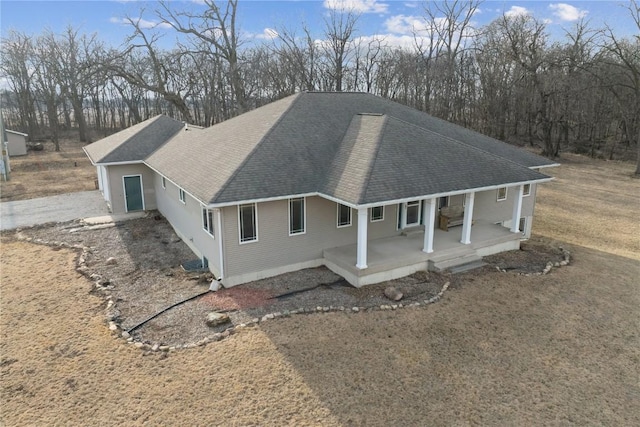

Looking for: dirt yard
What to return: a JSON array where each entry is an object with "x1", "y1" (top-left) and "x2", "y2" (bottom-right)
[
  {"x1": 1, "y1": 154, "x2": 639, "y2": 426},
  {"x1": 0, "y1": 139, "x2": 96, "y2": 201}
]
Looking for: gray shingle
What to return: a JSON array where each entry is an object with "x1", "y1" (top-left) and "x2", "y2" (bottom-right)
[
  {"x1": 84, "y1": 115, "x2": 183, "y2": 164},
  {"x1": 89, "y1": 92, "x2": 555, "y2": 206}
]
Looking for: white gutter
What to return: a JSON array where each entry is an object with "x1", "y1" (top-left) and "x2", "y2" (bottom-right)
[{"x1": 205, "y1": 177, "x2": 554, "y2": 210}]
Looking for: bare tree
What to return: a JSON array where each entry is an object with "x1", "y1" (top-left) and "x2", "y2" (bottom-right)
[
  {"x1": 157, "y1": 0, "x2": 246, "y2": 114},
  {"x1": 322, "y1": 7, "x2": 359, "y2": 92},
  {"x1": 599, "y1": 0, "x2": 640, "y2": 174}
]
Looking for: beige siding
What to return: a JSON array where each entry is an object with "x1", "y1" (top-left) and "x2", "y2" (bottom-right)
[
  {"x1": 154, "y1": 174, "x2": 222, "y2": 278},
  {"x1": 472, "y1": 185, "x2": 535, "y2": 222},
  {"x1": 6, "y1": 132, "x2": 27, "y2": 156},
  {"x1": 107, "y1": 164, "x2": 157, "y2": 214},
  {"x1": 223, "y1": 196, "x2": 400, "y2": 279}
]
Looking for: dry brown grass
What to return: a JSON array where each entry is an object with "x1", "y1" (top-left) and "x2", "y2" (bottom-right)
[
  {"x1": 534, "y1": 153, "x2": 640, "y2": 260},
  {"x1": 1, "y1": 153, "x2": 639, "y2": 426},
  {"x1": 0, "y1": 139, "x2": 96, "y2": 201}
]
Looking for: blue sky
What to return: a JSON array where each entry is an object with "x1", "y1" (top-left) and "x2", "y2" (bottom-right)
[{"x1": 1, "y1": 0, "x2": 637, "y2": 49}]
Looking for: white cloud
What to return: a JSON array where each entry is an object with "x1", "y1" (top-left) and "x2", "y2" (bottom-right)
[
  {"x1": 323, "y1": 0, "x2": 388, "y2": 14},
  {"x1": 504, "y1": 6, "x2": 530, "y2": 18},
  {"x1": 384, "y1": 14, "x2": 427, "y2": 35},
  {"x1": 549, "y1": 3, "x2": 588, "y2": 21},
  {"x1": 109, "y1": 17, "x2": 172, "y2": 29},
  {"x1": 255, "y1": 28, "x2": 279, "y2": 40}
]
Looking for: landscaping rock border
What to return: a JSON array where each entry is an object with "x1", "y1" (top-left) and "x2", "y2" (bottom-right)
[{"x1": 12, "y1": 225, "x2": 568, "y2": 353}]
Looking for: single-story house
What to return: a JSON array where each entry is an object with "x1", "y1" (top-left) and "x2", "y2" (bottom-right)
[
  {"x1": 6, "y1": 129, "x2": 28, "y2": 156},
  {"x1": 84, "y1": 92, "x2": 558, "y2": 287}
]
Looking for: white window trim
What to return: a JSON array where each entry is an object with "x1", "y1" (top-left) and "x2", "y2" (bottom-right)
[
  {"x1": 288, "y1": 197, "x2": 306, "y2": 236},
  {"x1": 337, "y1": 203, "x2": 352, "y2": 228},
  {"x1": 202, "y1": 206, "x2": 215, "y2": 239},
  {"x1": 405, "y1": 200, "x2": 421, "y2": 227},
  {"x1": 370, "y1": 205, "x2": 384, "y2": 222},
  {"x1": 179, "y1": 188, "x2": 186, "y2": 204},
  {"x1": 238, "y1": 203, "x2": 258, "y2": 244},
  {"x1": 161, "y1": 176, "x2": 166, "y2": 189},
  {"x1": 497, "y1": 187, "x2": 507, "y2": 202},
  {"x1": 439, "y1": 196, "x2": 450, "y2": 210},
  {"x1": 523, "y1": 183, "x2": 531, "y2": 197}
]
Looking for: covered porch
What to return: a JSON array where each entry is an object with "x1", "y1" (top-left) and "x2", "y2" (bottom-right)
[{"x1": 323, "y1": 220, "x2": 521, "y2": 287}]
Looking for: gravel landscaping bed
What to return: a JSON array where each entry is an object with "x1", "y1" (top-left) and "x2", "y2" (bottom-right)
[{"x1": 17, "y1": 212, "x2": 565, "y2": 347}]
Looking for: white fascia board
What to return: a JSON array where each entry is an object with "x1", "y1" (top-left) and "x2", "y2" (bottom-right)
[
  {"x1": 6, "y1": 129, "x2": 28, "y2": 136},
  {"x1": 354, "y1": 177, "x2": 555, "y2": 209},
  {"x1": 93, "y1": 160, "x2": 144, "y2": 167},
  {"x1": 82, "y1": 146, "x2": 97, "y2": 166},
  {"x1": 206, "y1": 192, "x2": 318, "y2": 209},
  {"x1": 204, "y1": 176, "x2": 555, "y2": 210},
  {"x1": 143, "y1": 161, "x2": 208, "y2": 205},
  {"x1": 531, "y1": 163, "x2": 560, "y2": 169}
]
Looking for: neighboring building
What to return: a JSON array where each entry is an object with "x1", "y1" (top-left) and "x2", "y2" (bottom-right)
[
  {"x1": 5, "y1": 130, "x2": 28, "y2": 156},
  {"x1": 83, "y1": 92, "x2": 558, "y2": 287}
]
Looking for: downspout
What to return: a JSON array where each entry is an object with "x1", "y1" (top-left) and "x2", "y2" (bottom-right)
[{"x1": 208, "y1": 208, "x2": 225, "y2": 292}]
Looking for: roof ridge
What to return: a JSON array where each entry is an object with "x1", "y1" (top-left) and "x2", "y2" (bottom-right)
[
  {"x1": 141, "y1": 115, "x2": 186, "y2": 161},
  {"x1": 358, "y1": 114, "x2": 388, "y2": 204},
  {"x1": 209, "y1": 93, "x2": 303, "y2": 204},
  {"x1": 386, "y1": 114, "x2": 543, "y2": 173}
]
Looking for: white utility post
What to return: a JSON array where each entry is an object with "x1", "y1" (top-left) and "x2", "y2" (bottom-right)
[
  {"x1": 460, "y1": 192, "x2": 475, "y2": 245},
  {"x1": 356, "y1": 207, "x2": 368, "y2": 269},
  {"x1": 510, "y1": 184, "x2": 524, "y2": 233},
  {"x1": 422, "y1": 198, "x2": 436, "y2": 253}
]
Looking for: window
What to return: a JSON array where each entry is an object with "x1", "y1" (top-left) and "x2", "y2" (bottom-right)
[
  {"x1": 371, "y1": 206, "x2": 384, "y2": 222},
  {"x1": 406, "y1": 200, "x2": 421, "y2": 226},
  {"x1": 523, "y1": 183, "x2": 531, "y2": 197},
  {"x1": 519, "y1": 217, "x2": 527, "y2": 235},
  {"x1": 161, "y1": 177, "x2": 166, "y2": 189},
  {"x1": 239, "y1": 203, "x2": 257, "y2": 243},
  {"x1": 179, "y1": 188, "x2": 186, "y2": 204},
  {"x1": 438, "y1": 196, "x2": 449, "y2": 210},
  {"x1": 202, "y1": 207, "x2": 214, "y2": 237},
  {"x1": 289, "y1": 197, "x2": 305, "y2": 235},
  {"x1": 337, "y1": 203, "x2": 351, "y2": 227},
  {"x1": 497, "y1": 187, "x2": 507, "y2": 201}
]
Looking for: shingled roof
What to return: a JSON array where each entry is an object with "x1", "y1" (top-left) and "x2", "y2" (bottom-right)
[
  {"x1": 84, "y1": 115, "x2": 184, "y2": 164},
  {"x1": 146, "y1": 92, "x2": 553, "y2": 206}
]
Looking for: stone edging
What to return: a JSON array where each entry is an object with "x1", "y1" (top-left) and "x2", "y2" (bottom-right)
[
  {"x1": 14, "y1": 229, "x2": 568, "y2": 352},
  {"x1": 495, "y1": 247, "x2": 571, "y2": 276}
]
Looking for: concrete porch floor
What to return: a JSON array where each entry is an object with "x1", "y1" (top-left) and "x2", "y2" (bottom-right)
[{"x1": 323, "y1": 221, "x2": 522, "y2": 287}]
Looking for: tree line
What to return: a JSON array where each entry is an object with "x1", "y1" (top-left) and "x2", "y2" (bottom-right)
[{"x1": 1, "y1": 0, "x2": 638, "y2": 173}]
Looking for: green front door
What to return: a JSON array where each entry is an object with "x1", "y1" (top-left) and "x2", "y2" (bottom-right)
[{"x1": 123, "y1": 175, "x2": 144, "y2": 212}]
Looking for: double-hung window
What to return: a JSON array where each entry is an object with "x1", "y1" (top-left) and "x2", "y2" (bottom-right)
[
  {"x1": 239, "y1": 203, "x2": 258, "y2": 243},
  {"x1": 497, "y1": 187, "x2": 507, "y2": 201},
  {"x1": 161, "y1": 177, "x2": 166, "y2": 189},
  {"x1": 289, "y1": 197, "x2": 305, "y2": 235},
  {"x1": 370, "y1": 206, "x2": 384, "y2": 222},
  {"x1": 337, "y1": 203, "x2": 351, "y2": 227},
  {"x1": 202, "y1": 207, "x2": 214, "y2": 237},
  {"x1": 523, "y1": 183, "x2": 531, "y2": 197},
  {"x1": 179, "y1": 188, "x2": 186, "y2": 204}
]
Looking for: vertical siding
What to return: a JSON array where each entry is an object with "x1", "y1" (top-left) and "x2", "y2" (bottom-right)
[
  {"x1": 154, "y1": 174, "x2": 221, "y2": 278},
  {"x1": 107, "y1": 164, "x2": 157, "y2": 214},
  {"x1": 223, "y1": 196, "x2": 400, "y2": 278}
]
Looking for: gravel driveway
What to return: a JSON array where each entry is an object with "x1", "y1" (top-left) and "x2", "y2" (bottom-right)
[{"x1": 0, "y1": 190, "x2": 109, "y2": 230}]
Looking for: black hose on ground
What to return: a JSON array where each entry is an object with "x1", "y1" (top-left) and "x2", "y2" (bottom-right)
[{"x1": 127, "y1": 290, "x2": 212, "y2": 333}]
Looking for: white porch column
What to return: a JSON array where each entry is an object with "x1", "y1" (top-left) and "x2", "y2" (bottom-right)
[
  {"x1": 356, "y1": 207, "x2": 368, "y2": 269},
  {"x1": 510, "y1": 184, "x2": 524, "y2": 233},
  {"x1": 422, "y1": 198, "x2": 436, "y2": 253},
  {"x1": 400, "y1": 203, "x2": 407, "y2": 229},
  {"x1": 460, "y1": 192, "x2": 475, "y2": 245}
]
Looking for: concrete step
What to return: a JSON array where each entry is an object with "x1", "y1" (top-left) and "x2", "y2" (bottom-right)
[
  {"x1": 429, "y1": 252, "x2": 482, "y2": 272},
  {"x1": 449, "y1": 260, "x2": 487, "y2": 274}
]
